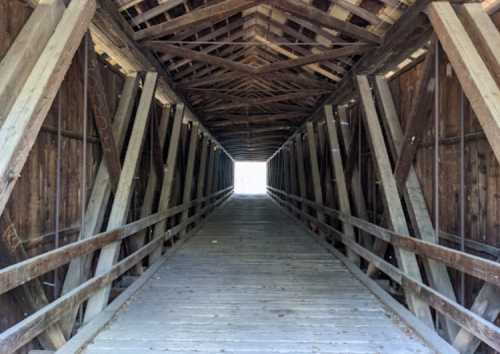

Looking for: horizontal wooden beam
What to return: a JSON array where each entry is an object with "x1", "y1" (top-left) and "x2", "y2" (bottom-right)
[
  {"x1": 256, "y1": 43, "x2": 372, "y2": 74},
  {"x1": 205, "y1": 92, "x2": 322, "y2": 112},
  {"x1": 269, "y1": 0, "x2": 382, "y2": 44},
  {"x1": 209, "y1": 112, "x2": 307, "y2": 127},
  {"x1": 145, "y1": 41, "x2": 256, "y2": 74},
  {"x1": 134, "y1": 0, "x2": 261, "y2": 40}
]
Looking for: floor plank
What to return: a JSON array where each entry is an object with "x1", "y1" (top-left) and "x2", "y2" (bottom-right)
[{"x1": 84, "y1": 195, "x2": 434, "y2": 354}]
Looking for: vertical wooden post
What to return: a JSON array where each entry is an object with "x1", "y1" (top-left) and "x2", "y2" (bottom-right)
[
  {"x1": 84, "y1": 72, "x2": 158, "y2": 322},
  {"x1": 149, "y1": 104, "x2": 185, "y2": 262},
  {"x1": 306, "y1": 122, "x2": 326, "y2": 225},
  {"x1": 60, "y1": 74, "x2": 139, "y2": 335},
  {"x1": 356, "y1": 75, "x2": 433, "y2": 327},
  {"x1": 295, "y1": 134, "x2": 307, "y2": 214},
  {"x1": 374, "y1": 76, "x2": 458, "y2": 339},
  {"x1": 195, "y1": 135, "x2": 210, "y2": 214},
  {"x1": 324, "y1": 105, "x2": 360, "y2": 265},
  {"x1": 180, "y1": 122, "x2": 200, "y2": 235},
  {"x1": 129, "y1": 105, "x2": 171, "y2": 274}
]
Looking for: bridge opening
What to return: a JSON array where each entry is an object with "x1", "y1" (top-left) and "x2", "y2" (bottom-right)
[{"x1": 234, "y1": 161, "x2": 267, "y2": 194}]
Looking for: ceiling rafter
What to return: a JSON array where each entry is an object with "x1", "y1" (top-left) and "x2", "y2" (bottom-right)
[{"x1": 134, "y1": 0, "x2": 262, "y2": 40}]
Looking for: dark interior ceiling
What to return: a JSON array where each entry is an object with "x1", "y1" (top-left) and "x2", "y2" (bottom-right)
[{"x1": 113, "y1": 0, "x2": 424, "y2": 160}]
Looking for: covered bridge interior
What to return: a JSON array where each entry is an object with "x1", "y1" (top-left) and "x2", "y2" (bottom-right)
[{"x1": 1, "y1": 0, "x2": 500, "y2": 353}]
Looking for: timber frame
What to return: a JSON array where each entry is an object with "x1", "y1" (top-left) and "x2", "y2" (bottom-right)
[{"x1": 1, "y1": 0, "x2": 500, "y2": 353}]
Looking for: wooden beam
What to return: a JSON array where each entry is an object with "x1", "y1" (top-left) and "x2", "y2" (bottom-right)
[
  {"x1": 83, "y1": 72, "x2": 158, "y2": 322},
  {"x1": 427, "y1": 2, "x2": 500, "y2": 166},
  {"x1": 177, "y1": 71, "x2": 335, "y2": 90},
  {"x1": 134, "y1": 0, "x2": 261, "y2": 40},
  {"x1": 373, "y1": 76, "x2": 459, "y2": 340},
  {"x1": 204, "y1": 145, "x2": 216, "y2": 213},
  {"x1": 269, "y1": 0, "x2": 382, "y2": 44},
  {"x1": 145, "y1": 41, "x2": 256, "y2": 74},
  {"x1": 205, "y1": 92, "x2": 321, "y2": 112},
  {"x1": 87, "y1": 42, "x2": 122, "y2": 190},
  {"x1": 130, "y1": 0, "x2": 184, "y2": 26},
  {"x1": 324, "y1": 105, "x2": 359, "y2": 265},
  {"x1": 0, "y1": 0, "x2": 96, "y2": 221},
  {"x1": 59, "y1": 74, "x2": 139, "y2": 336},
  {"x1": 254, "y1": 34, "x2": 341, "y2": 82},
  {"x1": 129, "y1": 105, "x2": 171, "y2": 274},
  {"x1": 149, "y1": 104, "x2": 185, "y2": 262},
  {"x1": 356, "y1": 75, "x2": 433, "y2": 327},
  {"x1": 209, "y1": 112, "x2": 307, "y2": 127},
  {"x1": 181, "y1": 123, "x2": 200, "y2": 235},
  {"x1": 294, "y1": 135, "x2": 307, "y2": 215},
  {"x1": 195, "y1": 136, "x2": 210, "y2": 215},
  {"x1": 393, "y1": 42, "x2": 435, "y2": 190},
  {"x1": 305, "y1": 122, "x2": 326, "y2": 226},
  {"x1": 0, "y1": 0, "x2": 65, "y2": 125},
  {"x1": 336, "y1": 106, "x2": 370, "y2": 250},
  {"x1": 457, "y1": 3, "x2": 500, "y2": 87},
  {"x1": 217, "y1": 126, "x2": 292, "y2": 137},
  {"x1": 255, "y1": 43, "x2": 371, "y2": 74}
]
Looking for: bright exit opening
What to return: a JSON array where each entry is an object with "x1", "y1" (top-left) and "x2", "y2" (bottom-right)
[{"x1": 234, "y1": 161, "x2": 267, "y2": 194}]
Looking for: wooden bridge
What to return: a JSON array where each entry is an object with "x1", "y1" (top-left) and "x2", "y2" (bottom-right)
[{"x1": 1, "y1": 0, "x2": 500, "y2": 353}]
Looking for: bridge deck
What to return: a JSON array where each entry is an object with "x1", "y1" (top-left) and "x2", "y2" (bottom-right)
[{"x1": 84, "y1": 195, "x2": 433, "y2": 354}]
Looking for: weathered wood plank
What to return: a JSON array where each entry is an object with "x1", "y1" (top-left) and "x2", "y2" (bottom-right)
[
  {"x1": 373, "y1": 76, "x2": 458, "y2": 340},
  {"x1": 392, "y1": 43, "x2": 435, "y2": 190},
  {"x1": 457, "y1": 3, "x2": 500, "y2": 87},
  {"x1": 84, "y1": 72, "x2": 158, "y2": 322},
  {"x1": 356, "y1": 75, "x2": 433, "y2": 327},
  {"x1": 324, "y1": 105, "x2": 359, "y2": 265},
  {"x1": 129, "y1": 105, "x2": 172, "y2": 274},
  {"x1": 87, "y1": 41, "x2": 122, "y2": 190}
]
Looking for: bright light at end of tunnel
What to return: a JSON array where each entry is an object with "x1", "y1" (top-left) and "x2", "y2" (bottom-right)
[{"x1": 234, "y1": 161, "x2": 267, "y2": 194}]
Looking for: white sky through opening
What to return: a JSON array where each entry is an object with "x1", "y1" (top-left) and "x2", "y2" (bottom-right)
[{"x1": 234, "y1": 161, "x2": 267, "y2": 194}]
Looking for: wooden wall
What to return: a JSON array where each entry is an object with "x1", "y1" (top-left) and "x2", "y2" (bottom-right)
[{"x1": 0, "y1": 2, "x2": 160, "y2": 352}]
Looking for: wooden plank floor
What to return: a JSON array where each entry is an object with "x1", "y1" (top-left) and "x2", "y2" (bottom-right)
[{"x1": 84, "y1": 195, "x2": 434, "y2": 354}]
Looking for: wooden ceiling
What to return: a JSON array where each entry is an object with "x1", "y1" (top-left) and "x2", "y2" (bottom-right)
[{"x1": 114, "y1": 0, "x2": 411, "y2": 160}]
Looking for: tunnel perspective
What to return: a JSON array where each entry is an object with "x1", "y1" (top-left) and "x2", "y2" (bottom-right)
[{"x1": 1, "y1": 0, "x2": 500, "y2": 354}]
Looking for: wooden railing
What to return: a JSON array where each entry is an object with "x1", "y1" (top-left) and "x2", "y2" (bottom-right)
[
  {"x1": 0, "y1": 186, "x2": 233, "y2": 354},
  {"x1": 267, "y1": 186, "x2": 500, "y2": 352}
]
